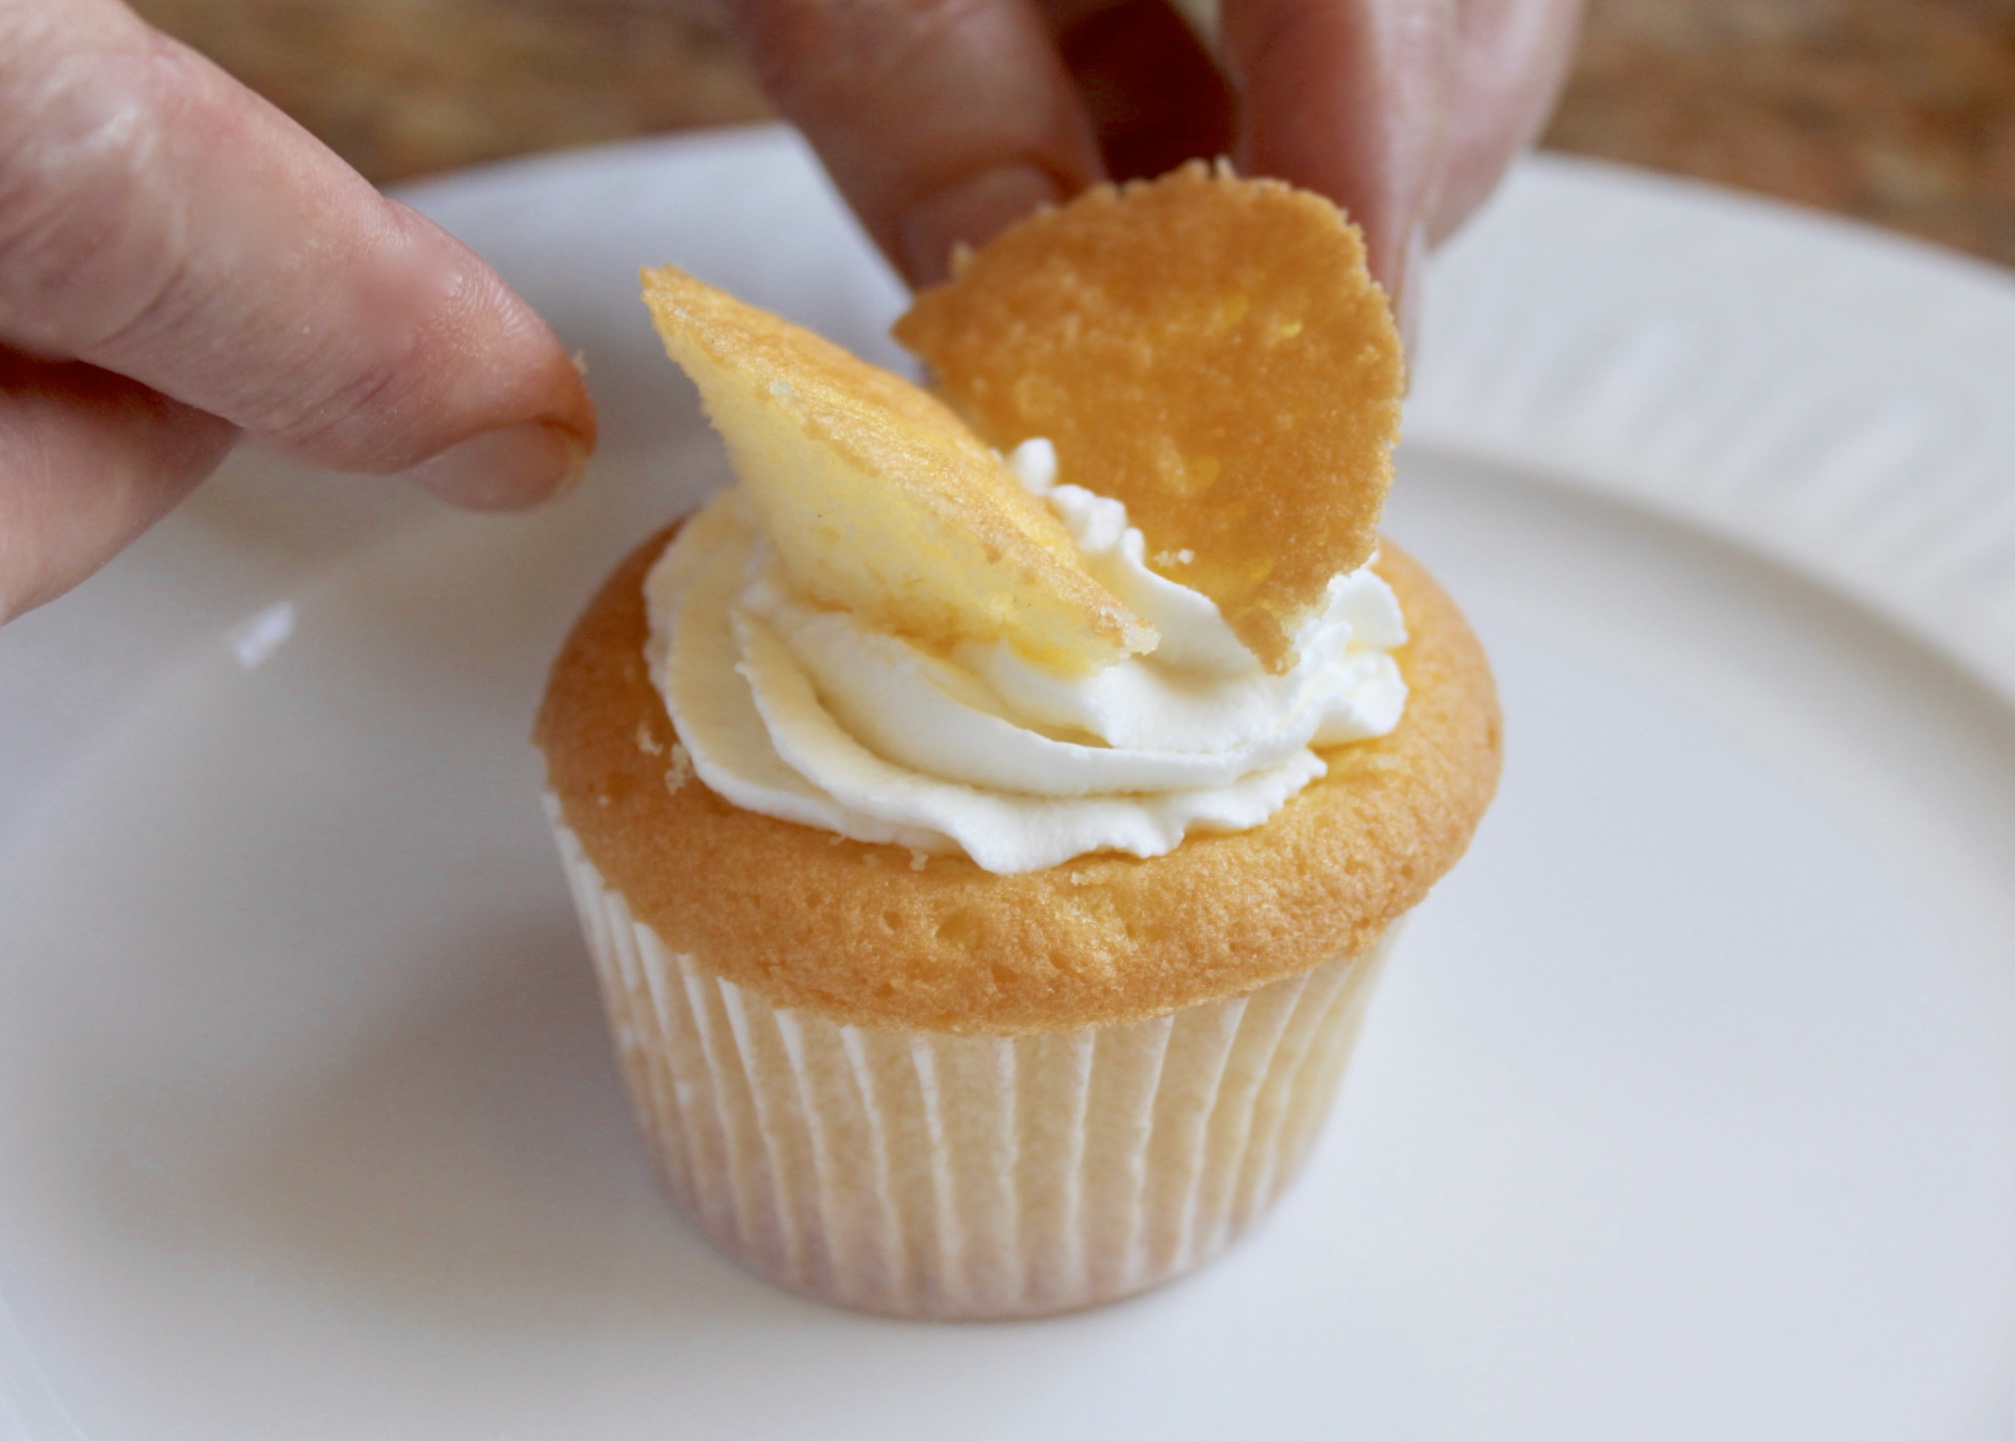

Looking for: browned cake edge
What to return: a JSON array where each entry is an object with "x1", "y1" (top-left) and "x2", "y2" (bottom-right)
[{"x1": 535, "y1": 525, "x2": 1501, "y2": 1035}]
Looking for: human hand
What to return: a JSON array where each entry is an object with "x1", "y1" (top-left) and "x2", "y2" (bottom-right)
[
  {"x1": 731, "y1": 0, "x2": 1583, "y2": 331},
  {"x1": 0, "y1": 0, "x2": 596, "y2": 625}
]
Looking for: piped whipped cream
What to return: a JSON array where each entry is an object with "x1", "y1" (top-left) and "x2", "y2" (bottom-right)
[{"x1": 646, "y1": 439, "x2": 1407, "y2": 874}]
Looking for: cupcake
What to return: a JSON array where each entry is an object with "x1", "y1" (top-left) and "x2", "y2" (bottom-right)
[{"x1": 535, "y1": 164, "x2": 1500, "y2": 1318}]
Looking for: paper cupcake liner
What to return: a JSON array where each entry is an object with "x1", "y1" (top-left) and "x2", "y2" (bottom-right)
[{"x1": 550, "y1": 808, "x2": 1396, "y2": 1319}]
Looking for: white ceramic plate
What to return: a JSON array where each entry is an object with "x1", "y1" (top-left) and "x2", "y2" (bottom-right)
[{"x1": 5, "y1": 127, "x2": 2015, "y2": 1440}]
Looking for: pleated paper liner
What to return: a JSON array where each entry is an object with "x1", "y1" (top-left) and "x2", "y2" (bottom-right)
[{"x1": 552, "y1": 810, "x2": 1396, "y2": 1319}]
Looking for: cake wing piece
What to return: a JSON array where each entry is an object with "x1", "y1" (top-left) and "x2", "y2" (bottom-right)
[
  {"x1": 642, "y1": 266, "x2": 1155, "y2": 674},
  {"x1": 894, "y1": 163, "x2": 1404, "y2": 675}
]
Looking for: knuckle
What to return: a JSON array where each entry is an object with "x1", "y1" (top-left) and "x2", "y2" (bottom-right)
[
  {"x1": 250, "y1": 240, "x2": 466, "y2": 467},
  {"x1": 742, "y1": 0, "x2": 998, "y2": 101},
  {"x1": 264, "y1": 353, "x2": 418, "y2": 464},
  {"x1": 0, "y1": 30, "x2": 192, "y2": 356}
]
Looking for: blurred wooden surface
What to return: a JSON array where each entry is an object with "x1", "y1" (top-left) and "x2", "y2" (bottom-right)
[
  {"x1": 131, "y1": 0, "x2": 2015, "y2": 269},
  {"x1": 1553, "y1": 0, "x2": 2015, "y2": 266}
]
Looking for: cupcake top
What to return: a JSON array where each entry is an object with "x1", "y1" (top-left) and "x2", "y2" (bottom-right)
[
  {"x1": 537, "y1": 528, "x2": 1496, "y2": 1034},
  {"x1": 535, "y1": 164, "x2": 1499, "y2": 1033}
]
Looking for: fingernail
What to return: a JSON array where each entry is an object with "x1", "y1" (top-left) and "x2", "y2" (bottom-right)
[
  {"x1": 898, "y1": 165, "x2": 1063, "y2": 287},
  {"x1": 406, "y1": 421, "x2": 588, "y2": 511}
]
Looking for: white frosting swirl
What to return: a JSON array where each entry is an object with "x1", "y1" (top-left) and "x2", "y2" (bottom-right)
[{"x1": 646, "y1": 439, "x2": 1407, "y2": 874}]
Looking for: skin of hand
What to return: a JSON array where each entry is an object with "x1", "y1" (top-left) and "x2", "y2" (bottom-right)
[
  {"x1": 0, "y1": 0, "x2": 1577, "y2": 627},
  {"x1": 0, "y1": 0, "x2": 597, "y2": 625},
  {"x1": 733, "y1": 0, "x2": 1585, "y2": 320}
]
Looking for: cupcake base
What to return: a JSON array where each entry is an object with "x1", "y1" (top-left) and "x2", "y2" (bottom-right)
[{"x1": 553, "y1": 808, "x2": 1396, "y2": 1319}]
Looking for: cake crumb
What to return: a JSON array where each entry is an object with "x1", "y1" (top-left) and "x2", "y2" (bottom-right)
[
  {"x1": 636, "y1": 721, "x2": 664, "y2": 756},
  {"x1": 665, "y1": 743, "x2": 694, "y2": 794}
]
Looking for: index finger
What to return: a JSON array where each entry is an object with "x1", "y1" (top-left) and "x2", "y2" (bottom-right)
[{"x1": 0, "y1": 0, "x2": 595, "y2": 505}]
